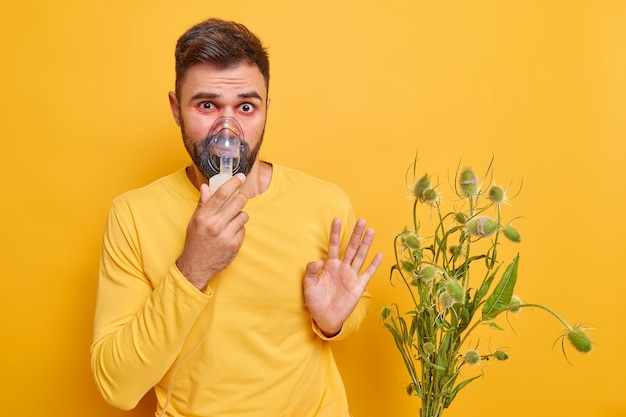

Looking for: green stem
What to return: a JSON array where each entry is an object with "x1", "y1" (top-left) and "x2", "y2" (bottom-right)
[
  {"x1": 514, "y1": 303, "x2": 574, "y2": 331},
  {"x1": 392, "y1": 236, "x2": 419, "y2": 308},
  {"x1": 459, "y1": 302, "x2": 574, "y2": 348}
]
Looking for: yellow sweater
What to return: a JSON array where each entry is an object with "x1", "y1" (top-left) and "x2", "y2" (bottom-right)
[{"x1": 91, "y1": 165, "x2": 369, "y2": 417}]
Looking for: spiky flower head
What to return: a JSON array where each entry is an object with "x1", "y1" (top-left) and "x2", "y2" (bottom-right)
[
  {"x1": 465, "y1": 216, "x2": 498, "y2": 238},
  {"x1": 502, "y1": 224, "x2": 521, "y2": 243},
  {"x1": 400, "y1": 230, "x2": 420, "y2": 250},
  {"x1": 380, "y1": 305, "x2": 392, "y2": 321},
  {"x1": 464, "y1": 349, "x2": 481, "y2": 366},
  {"x1": 413, "y1": 174, "x2": 431, "y2": 199},
  {"x1": 488, "y1": 185, "x2": 506, "y2": 204},
  {"x1": 422, "y1": 341, "x2": 436, "y2": 356},
  {"x1": 567, "y1": 326, "x2": 593, "y2": 353},
  {"x1": 454, "y1": 211, "x2": 468, "y2": 224},
  {"x1": 418, "y1": 265, "x2": 437, "y2": 283},
  {"x1": 459, "y1": 167, "x2": 479, "y2": 197},
  {"x1": 494, "y1": 349, "x2": 509, "y2": 361},
  {"x1": 401, "y1": 260, "x2": 415, "y2": 273},
  {"x1": 445, "y1": 278, "x2": 465, "y2": 303},
  {"x1": 422, "y1": 188, "x2": 439, "y2": 204},
  {"x1": 438, "y1": 291, "x2": 456, "y2": 309}
]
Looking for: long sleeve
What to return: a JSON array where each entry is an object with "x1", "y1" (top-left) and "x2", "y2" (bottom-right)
[{"x1": 91, "y1": 202, "x2": 208, "y2": 410}]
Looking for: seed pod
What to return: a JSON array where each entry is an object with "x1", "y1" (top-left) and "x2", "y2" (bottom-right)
[
  {"x1": 567, "y1": 326, "x2": 593, "y2": 353},
  {"x1": 418, "y1": 265, "x2": 437, "y2": 283},
  {"x1": 422, "y1": 341, "x2": 436, "y2": 355},
  {"x1": 454, "y1": 212, "x2": 468, "y2": 224},
  {"x1": 380, "y1": 305, "x2": 392, "y2": 320},
  {"x1": 494, "y1": 349, "x2": 509, "y2": 361},
  {"x1": 401, "y1": 231, "x2": 421, "y2": 250},
  {"x1": 465, "y1": 216, "x2": 498, "y2": 238},
  {"x1": 401, "y1": 260, "x2": 415, "y2": 273},
  {"x1": 459, "y1": 167, "x2": 479, "y2": 197},
  {"x1": 445, "y1": 278, "x2": 465, "y2": 303},
  {"x1": 422, "y1": 188, "x2": 439, "y2": 203},
  {"x1": 413, "y1": 174, "x2": 431, "y2": 199},
  {"x1": 464, "y1": 349, "x2": 481, "y2": 365},
  {"x1": 502, "y1": 225, "x2": 521, "y2": 243},
  {"x1": 438, "y1": 291, "x2": 456, "y2": 309},
  {"x1": 488, "y1": 185, "x2": 505, "y2": 204}
]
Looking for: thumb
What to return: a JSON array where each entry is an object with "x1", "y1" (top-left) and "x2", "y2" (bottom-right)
[
  {"x1": 303, "y1": 260, "x2": 324, "y2": 287},
  {"x1": 199, "y1": 182, "x2": 211, "y2": 204}
]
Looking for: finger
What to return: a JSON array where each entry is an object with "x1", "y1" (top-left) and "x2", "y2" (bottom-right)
[
  {"x1": 350, "y1": 227, "x2": 376, "y2": 271},
  {"x1": 302, "y1": 260, "x2": 324, "y2": 288},
  {"x1": 358, "y1": 252, "x2": 384, "y2": 287},
  {"x1": 199, "y1": 183, "x2": 211, "y2": 204},
  {"x1": 203, "y1": 174, "x2": 247, "y2": 211},
  {"x1": 327, "y1": 218, "x2": 342, "y2": 260},
  {"x1": 342, "y1": 219, "x2": 367, "y2": 264},
  {"x1": 197, "y1": 175, "x2": 248, "y2": 224}
]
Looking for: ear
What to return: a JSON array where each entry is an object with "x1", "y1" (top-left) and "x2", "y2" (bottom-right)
[{"x1": 168, "y1": 91, "x2": 182, "y2": 127}]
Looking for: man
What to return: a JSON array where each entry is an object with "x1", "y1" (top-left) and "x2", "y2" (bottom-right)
[{"x1": 91, "y1": 18, "x2": 383, "y2": 417}]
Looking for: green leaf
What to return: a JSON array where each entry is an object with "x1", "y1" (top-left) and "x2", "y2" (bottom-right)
[
  {"x1": 446, "y1": 375, "x2": 481, "y2": 406},
  {"x1": 482, "y1": 254, "x2": 519, "y2": 320},
  {"x1": 472, "y1": 264, "x2": 501, "y2": 311}
]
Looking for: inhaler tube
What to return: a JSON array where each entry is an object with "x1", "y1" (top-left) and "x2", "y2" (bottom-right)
[{"x1": 206, "y1": 116, "x2": 245, "y2": 193}]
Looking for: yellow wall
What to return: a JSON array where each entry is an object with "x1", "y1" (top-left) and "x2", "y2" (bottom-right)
[{"x1": 1, "y1": 1, "x2": 624, "y2": 416}]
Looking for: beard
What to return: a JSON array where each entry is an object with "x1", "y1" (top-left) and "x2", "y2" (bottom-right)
[{"x1": 180, "y1": 118, "x2": 264, "y2": 181}]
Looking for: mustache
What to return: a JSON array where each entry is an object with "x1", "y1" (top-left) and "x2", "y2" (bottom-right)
[{"x1": 184, "y1": 130, "x2": 263, "y2": 180}]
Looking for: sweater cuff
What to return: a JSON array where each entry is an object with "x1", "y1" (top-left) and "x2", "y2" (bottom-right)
[{"x1": 170, "y1": 263, "x2": 215, "y2": 298}]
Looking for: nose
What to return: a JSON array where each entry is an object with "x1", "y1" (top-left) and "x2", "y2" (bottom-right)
[{"x1": 219, "y1": 107, "x2": 237, "y2": 119}]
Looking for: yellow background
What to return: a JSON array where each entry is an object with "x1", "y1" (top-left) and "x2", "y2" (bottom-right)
[{"x1": 1, "y1": 1, "x2": 624, "y2": 416}]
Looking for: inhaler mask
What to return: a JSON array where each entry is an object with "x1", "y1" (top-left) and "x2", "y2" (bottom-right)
[{"x1": 205, "y1": 116, "x2": 246, "y2": 193}]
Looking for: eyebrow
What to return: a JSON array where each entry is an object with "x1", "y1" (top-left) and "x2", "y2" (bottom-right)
[{"x1": 190, "y1": 91, "x2": 263, "y2": 101}]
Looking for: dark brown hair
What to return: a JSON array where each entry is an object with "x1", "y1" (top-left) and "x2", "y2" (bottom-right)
[{"x1": 174, "y1": 18, "x2": 270, "y2": 99}]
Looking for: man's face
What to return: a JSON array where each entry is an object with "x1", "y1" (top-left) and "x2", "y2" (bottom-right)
[{"x1": 169, "y1": 62, "x2": 269, "y2": 181}]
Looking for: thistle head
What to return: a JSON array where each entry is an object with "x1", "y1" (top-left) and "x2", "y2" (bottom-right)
[
  {"x1": 445, "y1": 278, "x2": 465, "y2": 303},
  {"x1": 438, "y1": 291, "x2": 456, "y2": 309},
  {"x1": 422, "y1": 341, "x2": 436, "y2": 356},
  {"x1": 567, "y1": 326, "x2": 593, "y2": 353},
  {"x1": 465, "y1": 216, "x2": 498, "y2": 238},
  {"x1": 488, "y1": 185, "x2": 506, "y2": 204},
  {"x1": 422, "y1": 188, "x2": 439, "y2": 204},
  {"x1": 400, "y1": 230, "x2": 421, "y2": 250},
  {"x1": 412, "y1": 174, "x2": 431, "y2": 199},
  {"x1": 464, "y1": 349, "x2": 481, "y2": 366},
  {"x1": 494, "y1": 349, "x2": 509, "y2": 361},
  {"x1": 418, "y1": 265, "x2": 437, "y2": 283},
  {"x1": 401, "y1": 260, "x2": 415, "y2": 274},
  {"x1": 502, "y1": 224, "x2": 521, "y2": 243},
  {"x1": 454, "y1": 211, "x2": 468, "y2": 224},
  {"x1": 380, "y1": 305, "x2": 392, "y2": 321},
  {"x1": 502, "y1": 224, "x2": 522, "y2": 243},
  {"x1": 459, "y1": 167, "x2": 479, "y2": 197}
]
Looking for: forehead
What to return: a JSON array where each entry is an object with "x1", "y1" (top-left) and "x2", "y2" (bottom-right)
[{"x1": 179, "y1": 62, "x2": 267, "y2": 100}]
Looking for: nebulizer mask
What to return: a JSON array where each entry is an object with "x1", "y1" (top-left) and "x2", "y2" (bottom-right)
[{"x1": 206, "y1": 116, "x2": 246, "y2": 193}]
